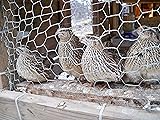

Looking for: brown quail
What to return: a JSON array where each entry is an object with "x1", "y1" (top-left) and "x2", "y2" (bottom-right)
[
  {"x1": 124, "y1": 27, "x2": 160, "y2": 83},
  {"x1": 16, "y1": 47, "x2": 47, "y2": 83},
  {"x1": 56, "y1": 28, "x2": 85, "y2": 80},
  {"x1": 81, "y1": 35, "x2": 120, "y2": 85}
]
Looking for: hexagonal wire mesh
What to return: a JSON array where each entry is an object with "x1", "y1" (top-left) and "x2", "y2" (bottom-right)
[{"x1": 0, "y1": 0, "x2": 160, "y2": 111}]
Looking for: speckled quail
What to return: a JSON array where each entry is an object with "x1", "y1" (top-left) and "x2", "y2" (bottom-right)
[
  {"x1": 16, "y1": 47, "x2": 47, "y2": 83},
  {"x1": 124, "y1": 28, "x2": 160, "y2": 83},
  {"x1": 81, "y1": 35, "x2": 120, "y2": 84},
  {"x1": 56, "y1": 28, "x2": 85, "y2": 80}
]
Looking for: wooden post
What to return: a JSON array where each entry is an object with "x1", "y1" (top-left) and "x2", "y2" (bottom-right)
[
  {"x1": 111, "y1": 1, "x2": 119, "y2": 30},
  {"x1": 92, "y1": 0, "x2": 100, "y2": 36},
  {"x1": 123, "y1": 0, "x2": 160, "y2": 3},
  {"x1": 59, "y1": 0, "x2": 71, "y2": 27},
  {"x1": 92, "y1": 0, "x2": 109, "y2": 36},
  {"x1": 0, "y1": 41, "x2": 9, "y2": 89},
  {"x1": 110, "y1": 1, "x2": 120, "y2": 36},
  {"x1": 0, "y1": 0, "x2": 3, "y2": 30},
  {"x1": 0, "y1": 0, "x2": 9, "y2": 89}
]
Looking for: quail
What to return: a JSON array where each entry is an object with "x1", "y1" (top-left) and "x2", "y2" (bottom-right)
[
  {"x1": 16, "y1": 47, "x2": 47, "y2": 83},
  {"x1": 81, "y1": 35, "x2": 120, "y2": 85},
  {"x1": 124, "y1": 27, "x2": 160, "y2": 83},
  {"x1": 56, "y1": 28, "x2": 85, "y2": 80}
]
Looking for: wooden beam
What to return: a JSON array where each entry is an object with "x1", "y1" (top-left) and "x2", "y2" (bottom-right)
[
  {"x1": 123, "y1": 0, "x2": 160, "y2": 3},
  {"x1": 92, "y1": 0, "x2": 109, "y2": 36},
  {"x1": 110, "y1": 1, "x2": 119, "y2": 35},
  {"x1": 0, "y1": 5, "x2": 9, "y2": 88},
  {"x1": 0, "y1": 90, "x2": 21, "y2": 120},
  {"x1": 0, "y1": 0, "x2": 3, "y2": 29},
  {"x1": 16, "y1": 80, "x2": 160, "y2": 109},
  {"x1": 0, "y1": 40, "x2": 9, "y2": 89},
  {"x1": 0, "y1": 90, "x2": 160, "y2": 120},
  {"x1": 139, "y1": 16, "x2": 160, "y2": 27},
  {"x1": 59, "y1": 0, "x2": 71, "y2": 27}
]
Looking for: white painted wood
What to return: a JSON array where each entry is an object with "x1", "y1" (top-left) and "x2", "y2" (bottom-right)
[
  {"x1": 0, "y1": 90, "x2": 160, "y2": 120},
  {"x1": 0, "y1": 90, "x2": 21, "y2": 120}
]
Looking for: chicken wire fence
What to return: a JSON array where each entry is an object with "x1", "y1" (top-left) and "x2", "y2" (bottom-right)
[{"x1": 0, "y1": 0, "x2": 160, "y2": 111}]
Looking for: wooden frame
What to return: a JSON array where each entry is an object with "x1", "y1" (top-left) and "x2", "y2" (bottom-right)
[
  {"x1": 0, "y1": 90, "x2": 160, "y2": 120},
  {"x1": 16, "y1": 80, "x2": 160, "y2": 111},
  {"x1": 123, "y1": 0, "x2": 160, "y2": 3},
  {"x1": 59, "y1": 0, "x2": 71, "y2": 27},
  {"x1": 0, "y1": 40, "x2": 9, "y2": 89},
  {"x1": 0, "y1": 5, "x2": 9, "y2": 89}
]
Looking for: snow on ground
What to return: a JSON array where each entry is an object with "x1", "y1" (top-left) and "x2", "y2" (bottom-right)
[{"x1": 58, "y1": 72, "x2": 75, "y2": 80}]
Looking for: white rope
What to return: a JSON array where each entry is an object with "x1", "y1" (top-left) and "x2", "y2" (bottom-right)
[
  {"x1": 15, "y1": 93, "x2": 25, "y2": 120},
  {"x1": 98, "y1": 103, "x2": 107, "y2": 120}
]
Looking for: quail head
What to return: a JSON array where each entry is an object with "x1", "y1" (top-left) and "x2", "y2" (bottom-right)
[
  {"x1": 16, "y1": 46, "x2": 47, "y2": 83},
  {"x1": 81, "y1": 35, "x2": 121, "y2": 84}
]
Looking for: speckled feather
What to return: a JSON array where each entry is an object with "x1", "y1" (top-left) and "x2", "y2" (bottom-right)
[
  {"x1": 56, "y1": 28, "x2": 85, "y2": 78},
  {"x1": 124, "y1": 28, "x2": 160, "y2": 83},
  {"x1": 81, "y1": 35, "x2": 120, "y2": 83},
  {"x1": 16, "y1": 47, "x2": 47, "y2": 83}
]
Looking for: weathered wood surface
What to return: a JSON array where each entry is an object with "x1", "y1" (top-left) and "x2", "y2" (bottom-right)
[
  {"x1": 0, "y1": 90, "x2": 21, "y2": 120},
  {"x1": 140, "y1": 16, "x2": 160, "y2": 27},
  {"x1": 16, "y1": 80, "x2": 160, "y2": 109},
  {"x1": 59, "y1": 0, "x2": 71, "y2": 27},
  {"x1": 92, "y1": 0, "x2": 109, "y2": 36},
  {"x1": 123, "y1": 0, "x2": 160, "y2": 3},
  {"x1": 0, "y1": 40, "x2": 9, "y2": 89},
  {"x1": 0, "y1": 90, "x2": 160, "y2": 120},
  {"x1": 0, "y1": 0, "x2": 9, "y2": 89},
  {"x1": 110, "y1": 1, "x2": 119, "y2": 31}
]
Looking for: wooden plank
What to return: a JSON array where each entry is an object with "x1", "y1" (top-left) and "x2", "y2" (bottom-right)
[
  {"x1": 103, "y1": 105, "x2": 160, "y2": 120},
  {"x1": 59, "y1": 0, "x2": 71, "y2": 27},
  {"x1": 0, "y1": 40, "x2": 9, "y2": 89},
  {"x1": 0, "y1": 5, "x2": 9, "y2": 88},
  {"x1": 0, "y1": 90, "x2": 160, "y2": 120},
  {"x1": 0, "y1": 90, "x2": 21, "y2": 120},
  {"x1": 16, "y1": 80, "x2": 160, "y2": 109},
  {"x1": 111, "y1": 1, "x2": 119, "y2": 30},
  {"x1": 0, "y1": 0, "x2": 3, "y2": 30},
  {"x1": 123, "y1": 0, "x2": 160, "y2": 3},
  {"x1": 139, "y1": 16, "x2": 160, "y2": 27},
  {"x1": 19, "y1": 93, "x2": 100, "y2": 120},
  {"x1": 92, "y1": 0, "x2": 109, "y2": 36}
]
